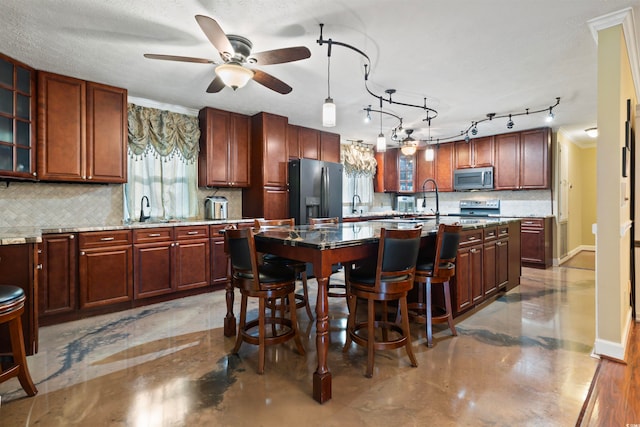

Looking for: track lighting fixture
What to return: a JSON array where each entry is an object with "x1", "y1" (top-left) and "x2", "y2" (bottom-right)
[
  {"x1": 507, "y1": 114, "x2": 514, "y2": 129},
  {"x1": 546, "y1": 107, "x2": 554, "y2": 122},
  {"x1": 364, "y1": 106, "x2": 372, "y2": 123},
  {"x1": 471, "y1": 123, "x2": 478, "y2": 135}
]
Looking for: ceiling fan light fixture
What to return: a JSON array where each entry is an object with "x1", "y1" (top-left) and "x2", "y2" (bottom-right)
[
  {"x1": 215, "y1": 62, "x2": 254, "y2": 90},
  {"x1": 585, "y1": 127, "x2": 598, "y2": 138},
  {"x1": 400, "y1": 144, "x2": 416, "y2": 156}
]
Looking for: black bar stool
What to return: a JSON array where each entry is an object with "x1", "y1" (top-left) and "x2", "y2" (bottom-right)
[{"x1": 0, "y1": 285, "x2": 37, "y2": 396}]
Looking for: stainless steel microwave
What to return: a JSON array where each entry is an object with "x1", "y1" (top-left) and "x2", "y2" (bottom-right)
[{"x1": 453, "y1": 167, "x2": 494, "y2": 191}]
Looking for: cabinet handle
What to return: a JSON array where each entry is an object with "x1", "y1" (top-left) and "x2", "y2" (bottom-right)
[
  {"x1": 100, "y1": 237, "x2": 115, "y2": 241},
  {"x1": 470, "y1": 248, "x2": 479, "y2": 253},
  {"x1": 496, "y1": 241, "x2": 504, "y2": 246},
  {"x1": 468, "y1": 236, "x2": 477, "y2": 241},
  {"x1": 80, "y1": 251, "x2": 86, "y2": 256},
  {"x1": 38, "y1": 249, "x2": 42, "y2": 254},
  {"x1": 187, "y1": 231, "x2": 199, "y2": 235},
  {"x1": 175, "y1": 242, "x2": 180, "y2": 247},
  {"x1": 37, "y1": 264, "x2": 43, "y2": 270},
  {"x1": 69, "y1": 235, "x2": 75, "y2": 239},
  {"x1": 148, "y1": 233, "x2": 161, "y2": 237}
]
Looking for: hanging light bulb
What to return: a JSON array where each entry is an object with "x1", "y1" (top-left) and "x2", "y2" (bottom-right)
[
  {"x1": 506, "y1": 114, "x2": 514, "y2": 129},
  {"x1": 376, "y1": 101, "x2": 386, "y2": 152},
  {"x1": 471, "y1": 122, "x2": 478, "y2": 135},
  {"x1": 425, "y1": 146, "x2": 434, "y2": 161},
  {"x1": 322, "y1": 53, "x2": 336, "y2": 127},
  {"x1": 546, "y1": 107, "x2": 554, "y2": 123},
  {"x1": 364, "y1": 106, "x2": 372, "y2": 123}
]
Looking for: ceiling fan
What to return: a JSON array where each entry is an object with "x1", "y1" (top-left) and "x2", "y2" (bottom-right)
[{"x1": 144, "y1": 15, "x2": 311, "y2": 94}]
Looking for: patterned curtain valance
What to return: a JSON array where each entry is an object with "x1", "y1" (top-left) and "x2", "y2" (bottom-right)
[
  {"x1": 127, "y1": 103, "x2": 200, "y2": 163},
  {"x1": 341, "y1": 143, "x2": 377, "y2": 177}
]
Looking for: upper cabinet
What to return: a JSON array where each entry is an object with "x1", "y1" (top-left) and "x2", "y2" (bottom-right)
[
  {"x1": 434, "y1": 143, "x2": 454, "y2": 192},
  {"x1": 398, "y1": 153, "x2": 415, "y2": 193},
  {"x1": 374, "y1": 149, "x2": 398, "y2": 193},
  {"x1": 37, "y1": 71, "x2": 127, "y2": 183},
  {"x1": 288, "y1": 125, "x2": 340, "y2": 163},
  {"x1": 455, "y1": 136, "x2": 493, "y2": 169},
  {"x1": 0, "y1": 53, "x2": 36, "y2": 180},
  {"x1": 320, "y1": 131, "x2": 340, "y2": 163},
  {"x1": 494, "y1": 127, "x2": 550, "y2": 190},
  {"x1": 198, "y1": 107, "x2": 250, "y2": 188}
]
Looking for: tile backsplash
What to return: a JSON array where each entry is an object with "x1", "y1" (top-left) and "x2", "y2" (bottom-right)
[{"x1": 0, "y1": 182, "x2": 245, "y2": 228}]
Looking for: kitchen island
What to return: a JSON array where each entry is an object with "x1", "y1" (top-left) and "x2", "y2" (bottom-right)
[{"x1": 246, "y1": 216, "x2": 521, "y2": 403}]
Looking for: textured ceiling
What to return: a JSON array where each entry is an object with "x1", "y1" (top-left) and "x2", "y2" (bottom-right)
[{"x1": 3, "y1": 0, "x2": 640, "y2": 147}]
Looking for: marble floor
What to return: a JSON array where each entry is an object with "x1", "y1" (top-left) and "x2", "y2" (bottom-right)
[{"x1": 0, "y1": 265, "x2": 597, "y2": 426}]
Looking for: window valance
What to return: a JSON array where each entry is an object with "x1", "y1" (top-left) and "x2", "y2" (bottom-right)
[
  {"x1": 341, "y1": 143, "x2": 377, "y2": 177},
  {"x1": 127, "y1": 103, "x2": 200, "y2": 162}
]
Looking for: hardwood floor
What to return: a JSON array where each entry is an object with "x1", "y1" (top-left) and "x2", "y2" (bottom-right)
[{"x1": 577, "y1": 321, "x2": 640, "y2": 426}]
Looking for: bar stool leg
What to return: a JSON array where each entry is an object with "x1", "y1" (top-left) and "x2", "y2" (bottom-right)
[
  {"x1": 9, "y1": 315, "x2": 37, "y2": 396},
  {"x1": 426, "y1": 279, "x2": 434, "y2": 348}
]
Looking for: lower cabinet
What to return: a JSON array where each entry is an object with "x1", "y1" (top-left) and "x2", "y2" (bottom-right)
[
  {"x1": 78, "y1": 230, "x2": 133, "y2": 309},
  {"x1": 0, "y1": 243, "x2": 39, "y2": 355},
  {"x1": 133, "y1": 226, "x2": 210, "y2": 299},
  {"x1": 454, "y1": 229, "x2": 483, "y2": 313},
  {"x1": 521, "y1": 217, "x2": 552, "y2": 268},
  {"x1": 39, "y1": 233, "x2": 78, "y2": 318}
]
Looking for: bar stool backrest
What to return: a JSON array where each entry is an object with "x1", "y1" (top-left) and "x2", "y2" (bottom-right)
[{"x1": 433, "y1": 224, "x2": 462, "y2": 278}]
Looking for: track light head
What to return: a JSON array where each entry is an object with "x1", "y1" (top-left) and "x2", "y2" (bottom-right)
[
  {"x1": 507, "y1": 114, "x2": 514, "y2": 129},
  {"x1": 471, "y1": 123, "x2": 478, "y2": 135}
]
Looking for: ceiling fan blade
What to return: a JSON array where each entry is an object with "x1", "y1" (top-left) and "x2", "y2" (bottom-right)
[
  {"x1": 195, "y1": 15, "x2": 234, "y2": 57},
  {"x1": 252, "y1": 69, "x2": 292, "y2": 94},
  {"x1": 249, "y1": 46, "x2": 311, "y2": 65},
  {"x1": 206, "y1": 75, "x2": 226, "y2": 93},
  {"x1": 144, "y1": 54, "x2": 214, "y2": 64}
]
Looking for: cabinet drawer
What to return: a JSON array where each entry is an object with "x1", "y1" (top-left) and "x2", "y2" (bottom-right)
[
  {"x1": 521, "y1": 218, "x2": 544, "y2": 228},
  {"x1": 483, "y1": 226, "x2": 497, "y2": 241},
  {"x1": 459, "y1": 229, "x2": 483, "y2": 247},
  {"x1": 175, "y1": 225, "x2": 210, "y2": 240},
  {"x1": 498, "y1": 225, "x2": 509, "y2": 238},
  {"x1": 79, "y1": 230, "x2": 132, "y2": 248},
  {"x1": 133, "y1": 228, "x2": 173, "y2": 243},
  {"x1": 210, "y1": 224, "x2": 235, "y2": 237}
]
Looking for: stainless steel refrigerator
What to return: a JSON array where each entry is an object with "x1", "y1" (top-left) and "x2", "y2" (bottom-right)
[{"x1": 289, "y1": 158, "x2": 343, "y2": 225}]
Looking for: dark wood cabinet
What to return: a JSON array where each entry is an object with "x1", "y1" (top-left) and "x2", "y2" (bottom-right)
[
  {"x1": 374, "y1": 149, "x2": 398, "y2": 193},
  {"x1": 494, "y1": 128, "x2": 549, "y2": 190},
  {"x1": 454, "y1": 229, "x2": 483, "y2": 313},
  {"x1": 0, "y1": 243, "x2": 38, "y2": 355},
  {"x1": 39, "y1": 233, "x2": 77, "y2": 319},
  {"x1": 133, "y1": 228, "x2": 174, "y2": 299},
  {"x1": 37, "y1": 71, "x2": 127, "y2": 183},
  {"x1": 416, "y1": 148, "x2": 436, "y2": 191},
  {"x1": 320, "y1": 131, "x2": 340, "y2": 163},
  {"x1": 455, "y1": 136, "x2": 493, "y2": 169},
  {"x1": 133, "y1": 226, "x2": 210, "y2": 299},
  {"x1": 174, "y1": 226, "x2": 210, "y2": 291},
  {"x1": 0, "y1": 52, "x2": 36, "y2": 180},
  {"x1": 483, "y1": 227, "x2": 498, "y2": 297},
  {"x1": 244, "y1": 112, "x2": 289, "y2": 219},
  {"x1": 496, "y1": 226, "x2": 510, "y2": 289},
  {"x1": 297, "y1": 126, "x2": 320, "y2": 160},
  {"x1": 210, "y1": 224, "x2": 230, "y2": 290},
  {"x1": 198, "y1": 107, "x2": 250, "y2": 188},
  {"x1": 78, "y1": 230, "x2": 133, "y2": 309},
  {"x1": 435, "y1": 143, "x2": 454, "y2": 192},
  {"x1": 521, "y1": 217, "x2": 552, "y2": 268}
]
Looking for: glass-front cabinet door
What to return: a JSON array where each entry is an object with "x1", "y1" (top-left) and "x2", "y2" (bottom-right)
[
  {"x1": 0, "y1": 53, "x2": 36, "y2": 180},
  {"x1": 398, "y1": 153, "x2": 415, "y2": 192}
]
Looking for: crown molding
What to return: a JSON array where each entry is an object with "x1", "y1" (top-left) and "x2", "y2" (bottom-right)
[{"x1": 588, "y1": 7, "x2": 640, "y2": 100}]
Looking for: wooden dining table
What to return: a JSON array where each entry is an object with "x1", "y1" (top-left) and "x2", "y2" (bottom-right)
[{"x1": 222, "y1": 219, "x2": 443, "y2": 403}]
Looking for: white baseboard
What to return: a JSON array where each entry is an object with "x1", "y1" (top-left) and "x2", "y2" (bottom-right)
[
  {"x1": 593, "y1": 310, "x2": 632, "y2": 361},
  {"x1": 556, "y1": 245, "x2": 596, "y2": 266}
]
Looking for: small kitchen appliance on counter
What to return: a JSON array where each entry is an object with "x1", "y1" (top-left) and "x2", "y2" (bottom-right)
[
  {"x1": 396, "y1": 195, "x2": 416, "y2": 213},
  {"x1": 204, "y1": 196, "x2": 228, "y2": 220},
  {"x1": 458, "y1": 199, "x2": 500, "y2": 216}
]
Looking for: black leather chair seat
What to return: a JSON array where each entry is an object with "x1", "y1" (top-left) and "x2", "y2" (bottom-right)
[{"x1": 0, "y1": 285, "x2": 24, "y2": 305}]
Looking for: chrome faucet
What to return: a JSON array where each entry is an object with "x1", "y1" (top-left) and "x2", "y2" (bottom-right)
[
  {"x1": 352, "y1": 194, "x2": 362, "y2": 213},
  {"x1": 139, "y1": 195, "x2": 151, "y2": 222},
  {"x1": 421, "y1": 179, "x2": 439, "y2": 216}
]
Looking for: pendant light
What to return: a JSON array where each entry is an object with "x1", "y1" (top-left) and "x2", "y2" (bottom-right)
[
  {"x1": 376, "y1": 100, "x2": 386, "y2": 152},
  {"x1": 322, "y1": 50, "x2": 336, "y2": 127},
  {"x1": 424, "y1": 118, "x2": 434, "y2": 161}
]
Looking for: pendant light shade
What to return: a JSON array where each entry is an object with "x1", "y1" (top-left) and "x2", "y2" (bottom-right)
[
  {"x1": 425, "y1": 146, "x2": 434, "y2": 161},
  {"x1": 323, "y1": 98, "x2": 336, "y2": 127},
  {"x1": 215, "y1": 62, "x2": 254, "y2": 90},
  {"x1": 376, "y1": 133, "x2": 386, "y2": 152},
  {"x1": 400, "y1": 144, "x2": 417, "y2": 156}
]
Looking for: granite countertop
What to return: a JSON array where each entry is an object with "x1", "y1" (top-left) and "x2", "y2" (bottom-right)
[{"x1": 0, "y1": 218, "x2": 256, "y2": 245}]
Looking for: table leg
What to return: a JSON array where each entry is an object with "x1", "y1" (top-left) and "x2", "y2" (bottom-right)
[
  {"x1": 313, "y1": 276, "x2": 332, "y2": 403},
  {"x1": 224, "y1": 279, "x2": 236, "y2": 337}
]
